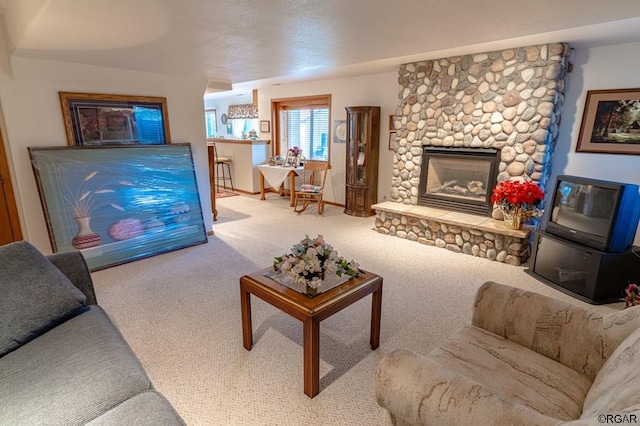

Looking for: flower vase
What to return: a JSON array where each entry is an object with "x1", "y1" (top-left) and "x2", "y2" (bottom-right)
[
  {"x1": 305, "y1": 286, "x2": 318, "y2": 297},
  {"x1": 71, "y1": 216, "x2": 101, "y2": 249},
  {"x1": 503, "y1": 211, "x2": 524, "y2": 230}
]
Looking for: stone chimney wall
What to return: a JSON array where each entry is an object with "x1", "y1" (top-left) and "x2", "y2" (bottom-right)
[{"x1": 391, "y1": 43, "x2": 571, "y2": 219}]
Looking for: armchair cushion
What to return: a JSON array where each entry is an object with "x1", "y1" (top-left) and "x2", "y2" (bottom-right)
[
  {"x1": 0, "y1": 241, "x2": 87, "y2": 356},
  {"x1": 375, "y1": 349, "x2": 560, "y2": 426},
  {"x1": 300, "y1": 184, "x2": 322, "y2": 193},
  {"x1": 428, "y1": 325, "x2": 591, "y2": 420}
]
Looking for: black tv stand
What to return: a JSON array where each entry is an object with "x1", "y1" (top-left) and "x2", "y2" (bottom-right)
[{"x1": 526, "y1": 231, "x2": 640, "y2": 304}]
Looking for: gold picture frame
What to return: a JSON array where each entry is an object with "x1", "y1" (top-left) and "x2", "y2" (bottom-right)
[
  {"x1": 59, "y1": 92, "x2": 171, "y2": 146},
  {"x1": 576, "y1": 88, "x2": 640, "y2": 155}
]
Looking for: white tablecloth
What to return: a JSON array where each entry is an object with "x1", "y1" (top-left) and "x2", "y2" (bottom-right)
[{"x1": 257, "y1": 165, "x2": 304, "y2": 189}]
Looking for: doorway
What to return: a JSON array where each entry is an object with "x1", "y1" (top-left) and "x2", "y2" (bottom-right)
[{"x1": 0, "y1": 129, "x2": 22, "y2": 244}]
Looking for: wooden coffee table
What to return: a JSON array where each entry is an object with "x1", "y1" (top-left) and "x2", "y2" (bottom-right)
[{"x1": 240, "y1": 267, "x2": 383, "y2": 398}]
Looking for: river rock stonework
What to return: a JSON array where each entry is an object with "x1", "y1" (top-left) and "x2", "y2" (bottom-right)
[
  {"x1": 375, "y1": 43, "x2": 570, "y2": 264},
  {"x1": 374, "y1": 206, "x2": 530, "y2": 265}
]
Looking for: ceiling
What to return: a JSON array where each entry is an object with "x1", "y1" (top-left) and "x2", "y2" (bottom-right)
[{"x1": 2, "y1": 0, "x2": 640, "y2": 98}]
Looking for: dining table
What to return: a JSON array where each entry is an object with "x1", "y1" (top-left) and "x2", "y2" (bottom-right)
[{"x1": 257, "y1": 164, "x2": 304, "y2": 207}]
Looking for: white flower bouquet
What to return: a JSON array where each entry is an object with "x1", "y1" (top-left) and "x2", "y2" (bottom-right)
[{"x1": 273, "y1": 235, "x2": 360, "y2": 289}]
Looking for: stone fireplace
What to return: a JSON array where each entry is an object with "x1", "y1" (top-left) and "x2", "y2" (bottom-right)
[
  {"x1": 419, "y1": 147, "x2": 499, "y2": 216},
  {"x1": 373, "y1": 43, "x2": 571, "y2": 265}
]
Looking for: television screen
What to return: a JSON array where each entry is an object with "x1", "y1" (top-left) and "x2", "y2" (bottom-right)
[{"x1": 550, "y1": 181, "x2": 616, "y2": 237}]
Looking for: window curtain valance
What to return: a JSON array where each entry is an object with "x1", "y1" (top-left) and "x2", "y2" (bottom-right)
[{"x1": 227, "y1": 104, "x2": 258, "y2": 119}]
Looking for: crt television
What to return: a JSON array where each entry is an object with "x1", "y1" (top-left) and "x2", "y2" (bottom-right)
[{"x1": 545, "y1": 175, "x2": 640, "y2": 253}]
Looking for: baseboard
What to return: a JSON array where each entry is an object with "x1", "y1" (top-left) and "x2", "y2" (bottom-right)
[
  {"x1": 323, "y1": 200, "x2": 345, "y2": 208},
  {"x1": 231, "y1": 189, "x2": 260, "y2": 195}
]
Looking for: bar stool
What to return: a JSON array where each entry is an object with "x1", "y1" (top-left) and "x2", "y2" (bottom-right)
[{"x1": 213, "y1": 143, "x2": 234, "y2": 192}]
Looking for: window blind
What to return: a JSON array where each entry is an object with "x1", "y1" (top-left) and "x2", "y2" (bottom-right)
[{"x1": 279, "y1": 107, "x2": 329, "y2": 161}]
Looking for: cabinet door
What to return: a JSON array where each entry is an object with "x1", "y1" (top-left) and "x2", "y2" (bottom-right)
[
  {"x1": 345, "y1": 106, "x2": 379, "y2": 217},
  {"x1": 347, "y1": 109, "x2": 371, "y2": 186}
]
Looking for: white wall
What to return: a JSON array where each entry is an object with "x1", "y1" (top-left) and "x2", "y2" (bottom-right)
[
  {"x1": 553, "y1": 42, "x2": 640, "y2": 245},
  {"x1": 0, "y1": 56, "x2": 211, "y2": 253}
]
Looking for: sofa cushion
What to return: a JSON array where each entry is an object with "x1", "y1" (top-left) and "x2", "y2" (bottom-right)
[
  {"x1": 0, "y1": 306, "x2": 151, "y2": 426},
  {"x1": 427, "y1": 325, "x2": 593, "y2": 421},
  {"x1": 0, "y1": 241, "x2": 87, "y2": 356},
  {"x1": 581, "y1": 325, "x2": 640, "y2": 418},
  {"x1": 85, "y1": 391, "x2": 185, "y2": 425}
]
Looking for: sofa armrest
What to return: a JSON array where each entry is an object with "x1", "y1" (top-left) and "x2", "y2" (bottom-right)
[
  {"x1": 374, "y1": 348, "x2": 558, "y2": 426},
  {"x1": 471, "y1": 281, "x2": 636, "y2": 378},
  {"x1": 47, "y1": 251, "x2": 98, "y2": 305}
]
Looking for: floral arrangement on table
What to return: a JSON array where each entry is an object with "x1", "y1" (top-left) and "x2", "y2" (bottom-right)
[
  {"x1": 273, "y1": 234, "x2": 360, "y2": 289},
  {"x1": 625, "y1": 283, "x2": 640, "y2": 307},
  {"x1": 491, "y1": 179, "x2": 545, "y2": 228},
  {"x1": 288, "y1": 146, "x2": 302, "y2": 157}
]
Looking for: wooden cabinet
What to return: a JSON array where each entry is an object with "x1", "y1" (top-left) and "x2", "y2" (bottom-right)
[{"x1": 344, "y1": 106, "x2": 380, "y2": 217}]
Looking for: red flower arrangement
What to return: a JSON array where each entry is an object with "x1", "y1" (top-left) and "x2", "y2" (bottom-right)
[{"x1": 491, "y1": 179, "x2": 545, "y2": 218}]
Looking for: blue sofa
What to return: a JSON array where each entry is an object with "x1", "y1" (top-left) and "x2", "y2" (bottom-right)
[{"x1": 0, "y1": 241, "x2": 185, "y2": 425}]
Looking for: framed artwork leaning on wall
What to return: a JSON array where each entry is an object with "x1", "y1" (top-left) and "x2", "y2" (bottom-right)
[
  {"x1": 59, "y1": 92, "x2": 171, "y2": 146},
  {"x1": 29, "y1": 144, "x2": 207, "y2": 271}
]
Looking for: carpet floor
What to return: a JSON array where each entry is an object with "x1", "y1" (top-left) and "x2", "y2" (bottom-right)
[{"x1": 91, "y1": 194, "x2": 622, "y2": 425}]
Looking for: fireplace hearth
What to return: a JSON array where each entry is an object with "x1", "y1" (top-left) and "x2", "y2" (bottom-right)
[{"x1": 418, "y1": 147, "x2": 500, "y2": 216}]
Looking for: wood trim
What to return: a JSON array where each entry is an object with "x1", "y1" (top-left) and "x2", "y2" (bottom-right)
[
  {"x1": 0, "y1": 129, "x2": 23, "y2": 242},
  {"x1": 271, "y1": 94, "x2": 332, "y2": 165},
  {"x1": 207, "y1": 138, "x2": 270, "y2": 145},
  {"x1": 207, "y1": 145, "x2": 218, "y2": 222}
]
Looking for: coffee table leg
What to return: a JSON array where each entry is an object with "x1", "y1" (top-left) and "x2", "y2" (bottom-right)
[
  {"x1": 241, "y1": 287, "x2": 253, "y2": 350},
  {"x1": 370, "y1": 284, "x2": 382, "y2": 349},
  {"x1": 303, "y1": 317, "x2": 320, "y2": 398}
]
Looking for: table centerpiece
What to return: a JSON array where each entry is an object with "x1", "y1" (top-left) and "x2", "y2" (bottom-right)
[{"x1": 273, "y1": 234, "x2": 360, "y2": 295}]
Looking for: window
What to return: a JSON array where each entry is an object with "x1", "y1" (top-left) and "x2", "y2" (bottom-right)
[
  {"x1": 229, "y1": 118, "x2": 259, "y2": 139},
  {"x1": 205, "y1": 109, "x2": 217, "y2": 138},
  {"x1": 272, "y1": 95, "x2": 331, "y2": 162}
]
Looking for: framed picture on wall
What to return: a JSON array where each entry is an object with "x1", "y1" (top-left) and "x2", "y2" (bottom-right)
[
  {"x1": 576, "y1": 88, "x2": 640, "y2": 155},
  {"x1": 333, "y1": 120, "x2": 346, "y2": 143},
  {"x1": 389, "y1": 132, "x2": 398, "y2": 150},
  {"x1": 260, "y1": 120, "x2": 270, "y2": 133},
  {"x1": 59, "y1": 92, "x2": 171, "y2": 146}
]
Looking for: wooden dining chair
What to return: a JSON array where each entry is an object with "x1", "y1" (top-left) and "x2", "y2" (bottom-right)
[{"x1": 293, "y1": 160, "x2": 328, "y2": 214}]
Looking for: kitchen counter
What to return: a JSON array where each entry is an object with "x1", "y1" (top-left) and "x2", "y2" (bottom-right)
[{"x1": 207, "y1": 139, "x2": 270, "y2": 193}]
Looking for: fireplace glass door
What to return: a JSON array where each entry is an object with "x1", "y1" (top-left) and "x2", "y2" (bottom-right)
[{"x1": 419, "y1": 147, "x2": 499, "y2": 216}]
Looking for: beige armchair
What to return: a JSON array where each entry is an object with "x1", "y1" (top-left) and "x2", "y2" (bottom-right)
[{"x1": 374, "y1": 281, "x2": 640, "y2": 425}]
